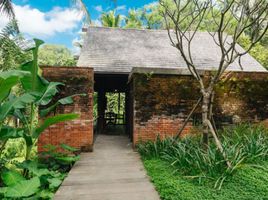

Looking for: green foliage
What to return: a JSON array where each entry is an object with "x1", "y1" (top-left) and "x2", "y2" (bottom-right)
[
  {"x1": 239, "y1": 36, "x2": 268, "y2": 69},
  {"x1": 0, "y1": 39, "x2": 80, "y2": 162},
  {"x1": 138, "y1": 124, "x2": 268, "y2": 189},
  {"x1": 0, "y1": 159, "x2": 67, "y2": 199},
  {"x1": 38, "y1": 44, "x2": 77, "y2": 66},
  {"x1": 4, "y1": 177, "x2": 40, "y2": 198},
  {"x1": 143, "y1": 159, "x2": 268, "y2": 200},
  {"x1": 122, "y1": 2, "x2": 165, "y2": 29},
  {"x1": 0, "y1": 20, "x2": 31, "y2": 71},
  {"x1": 1, "y1": 170, "x2": 25, "y2": 186},
  {"x1": 0, "y1": 39, "x2": 80, "y2": 199},
  {"x1": 140, "y1": 2, "x2": 165, "y2": 29},
  {"x1": 39, "y1": 144, "x2": 80, "y2": 173},
  {"x1": 101, "y1": 10, "x2": 122, "y2": 27},
  {"x1": 0, "y1": 149, "x2": 77, "y2": 199},
  {"x1": 1, "y1": 138, "x2": 27, "y2": 162},
  {"x1": 33, "y1": 114, "x2": 79, "y2": 139},
  {"x1": 0, "y1": 0, "x2": 15, "y2": 18},
  {"x1": 106, "y1": 92, "x2": 125, "y2": 116},
  {"x1": 125, "y1": 10, "x2": 143, "y2": 29}
]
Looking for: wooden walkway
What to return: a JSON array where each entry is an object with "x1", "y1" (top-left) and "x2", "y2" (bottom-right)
[{"x1": 54, "y1": 134, "x2": 160, "y2": 200}]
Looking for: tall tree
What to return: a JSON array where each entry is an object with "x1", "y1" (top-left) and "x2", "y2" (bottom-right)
[
  {"x1": 160, "y1": 0, "x2": 268, "y2": 166},
  {"x1": 38, "y1": 44, "x2": 76, "y2": 66},
  {"x1": 0, "y1": 20, "x2": 29, "y2": 71},
  {"x1": 141, "y1": 2, "x2": 165, "y2": 29},
  {"x1": 125, "y1": 10, "x2": 143, "y2": 29}
]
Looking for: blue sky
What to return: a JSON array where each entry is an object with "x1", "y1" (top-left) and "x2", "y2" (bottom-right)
[{"x1": 0, "y1": 0, "x2": 156, "y2": 52}]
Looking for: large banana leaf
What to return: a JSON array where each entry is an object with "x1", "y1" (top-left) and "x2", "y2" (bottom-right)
[
  {"x1": 0, "y1": 70, "x2": 30, "y2": 79},
  {"x1": 0, "y1": 70, "x2": 30, "y2": 103},
  {"x1": 20, "y1": 39, "x2": 46, "y2": 93},
  {"x1": 0, "y1": 93, "x2": 36, "y2": 121},
  {"x1": 4, "y1": 177, "x2": 41, "y2": 198},
  {"x1": 1, "y1": 170, "x2": 25, "y2": 186},
  {"x1": 0, "y1": 126, "x2": 23, "y2": 140},
  {"x1": 20, "y1": 61, "x2": 47, "y2": 93},
  {"x1": 33, "y1": 113, "x2": 79, "y2": 139},
  {"x1": 36, "y1": 82, "x2": 64, "y2": 106},
  {"x1": 0, "y1": 76, "x2": 19, "y2": 103},
  {"x1": 39, "y1": 94, "x2": 86, "y2": 117}
]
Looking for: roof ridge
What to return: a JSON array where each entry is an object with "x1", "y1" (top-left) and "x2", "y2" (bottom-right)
[
  {"x1": 87, "y1": 26, "x2": 168, "y2": 32},
  {"x1": 86, "y1": 26, "x2": 221, "y2": 35}
]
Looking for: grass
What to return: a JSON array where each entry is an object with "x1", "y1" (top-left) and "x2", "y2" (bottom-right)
[
  {"x1": 144, "y1": 159, "x2": 268, "y2": 200},
  {"x1": 138, "y1": 124, "x2": 268, "y2": 199}
]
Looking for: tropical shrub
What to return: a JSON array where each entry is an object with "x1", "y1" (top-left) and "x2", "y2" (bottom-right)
[
  {"x1": 0, "y1": 159, "x2": 67, "y2": 199},
  {"x1": 39, "y1": 144, "x2": 80, "y2": 173},
  {"x1": 0, "y1": 38, "x2": 81, "y2": 199},
  {"x1": 0, "y1": 39, "x2": 79, "y2": 161},
  {"x1": 138, "y1": 124, "x2": 268, "y2": 189}
]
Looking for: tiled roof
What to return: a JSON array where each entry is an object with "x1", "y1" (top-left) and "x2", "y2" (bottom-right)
[{"x1": 77, "y1": 27, "x2": 267, "y2": 74}]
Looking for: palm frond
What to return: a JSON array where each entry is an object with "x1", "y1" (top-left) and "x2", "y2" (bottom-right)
[
  {"x1": 71, "y1": 0, "x2": 91, "y2": 24},
  {"x1": 0, "y1": 0, "x2": 15, "y2": 19},
  {"x1": 101, "y1": 10, "x2": 121, "y2": 27},
  {"x1": 1, "y1": 19, "x2": 19, "y2": 36}
]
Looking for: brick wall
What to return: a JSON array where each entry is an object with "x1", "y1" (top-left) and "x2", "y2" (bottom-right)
[
  {"x1": 131, "y1": 74, "x2": 199, "y2": 145},
  {"x1": 38, "y1": 67, "x2": 94, "y2": 152},
  {"x1": 131, "y1": 72, "x2": 268, "y2": 145}
]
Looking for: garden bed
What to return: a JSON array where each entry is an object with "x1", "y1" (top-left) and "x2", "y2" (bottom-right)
[
  {"x1": 144, "y1": 159, "x2": 268, "y2": 200},
  {"x1": 138, "y1": 124, "x2": 268, "y2": 200}
]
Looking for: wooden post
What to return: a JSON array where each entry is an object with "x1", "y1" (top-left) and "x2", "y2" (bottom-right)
[
  {"x1": 206, "y1": 120, "x2": 232, "y2": 168},
  {"x1": 97, "y1": 90, "x2": 106, "y2": 134},
  {"x1": 174, "y1": 97, "x2": 202, "y2": 140},
  {"x1": 118, "y1": 92, "x2": 121, "y2": 115}
]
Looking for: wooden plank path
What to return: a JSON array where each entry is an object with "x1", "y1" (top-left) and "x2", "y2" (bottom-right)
[{"x1": 54, "y1": 134, "x2": 160, "y2": 200}]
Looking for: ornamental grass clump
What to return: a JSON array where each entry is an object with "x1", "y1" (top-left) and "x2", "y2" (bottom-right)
[{"x1": 137, "y1": 124, "x2": 268, "y2": 189}]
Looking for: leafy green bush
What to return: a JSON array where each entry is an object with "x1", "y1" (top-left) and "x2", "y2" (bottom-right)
[
  {"x1": 0, "y1": 143, "x2": 80, "y2": 199},
  {"x1": 0, "y1": 39, "x2": 80, "y2": 163},
  {"x1": 138, "y1": 124, "x2": 268, "y2": 188},
  {"x1": 0, "y1": 160, "x2": 66, "y2": 199},
  {"x1": 39, "y1": 144, "x2": 80, "y2": 173},
  {"x1": 0, "y1": 39, "x2": 82, "y2": 199}
]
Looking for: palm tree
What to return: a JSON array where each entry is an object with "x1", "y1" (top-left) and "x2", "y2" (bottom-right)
[
  {"x1": 101, "y1": 10, "x2": 121, "y2": 27},
  {"x1": 0, "y1": 19, "x2": 28, "y2": 71},
  {"x1": 71, "y1": 0, "x2": 91, "y2": 24},
  {"x1": 0, "y1": 0, "x2": 15, "y2": 18},
  {"x1": 125, "y1": 10, "x2": 142, "y2": 29}
]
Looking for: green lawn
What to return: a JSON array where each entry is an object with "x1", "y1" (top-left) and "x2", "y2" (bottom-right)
[{"x1": 143, "y1": 159, "x2": 268, "y2": 200}]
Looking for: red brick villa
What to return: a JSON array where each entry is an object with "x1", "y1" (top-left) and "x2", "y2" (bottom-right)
[{"x1": 38, "y1": 27, "x2": 268, "y2": 152}]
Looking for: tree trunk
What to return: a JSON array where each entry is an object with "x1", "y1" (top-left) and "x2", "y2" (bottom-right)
[{"x1": 202, "y1": 91, "x2": 210, "y2": 145}]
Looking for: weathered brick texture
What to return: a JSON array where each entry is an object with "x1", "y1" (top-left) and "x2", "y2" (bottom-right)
[
  {"x1": 133, "y1": 116, "x2": 192, "y2": 144},
  {"x1": 38, "y1": 67, "x2": 94, "y2": 152},
  {"x1": 131, "y1": 72, "x2": 268, "y2": 145}
]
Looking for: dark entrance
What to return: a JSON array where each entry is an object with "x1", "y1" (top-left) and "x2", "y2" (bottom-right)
[{"x1": 94, "y1": 74, "x2": 132, "y2": 139}]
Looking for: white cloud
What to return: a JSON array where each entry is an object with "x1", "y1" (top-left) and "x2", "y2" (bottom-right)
[
  {"x1": 0, "y1": 4, "x2": 83, "y2": 38},
  {"x1": 0, "y1": 15, "x2": 9, "y2": 30},
  {"x1": 116, "y1": 5, "x2": 126, "y2": 11},
  {"x1": 92, "y1": 19, "x2": 102, "y2": 27},
  {"x1": 72, "y1": 37, "x2": 82, "y2": 55},
  {"x1": 144, "y1": 1, "x2": 159, "y2": 8},
  {"x1": 94, "y1": 5, "x2": 103, "y2": 12}
]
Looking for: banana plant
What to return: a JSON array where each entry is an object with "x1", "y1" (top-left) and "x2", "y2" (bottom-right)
[
  {"x1": 0, "y1": 38, "x2": 80, "y2": 161},
  {"x1": 0, "y1": 70, "x2": 31, "y2": 155}
]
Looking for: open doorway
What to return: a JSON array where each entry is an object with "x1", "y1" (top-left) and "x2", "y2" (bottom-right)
[
  {"x1": 94, "y1": 74, "x2": 131, "y2": 139},
  {"x1": 103, "y1": 92, "x2": 126, "y2": 135}
]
